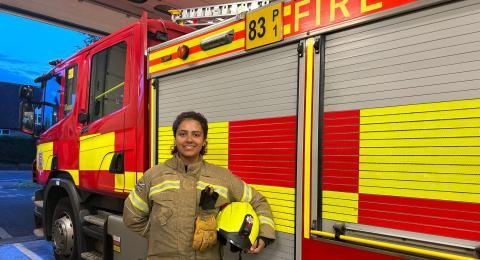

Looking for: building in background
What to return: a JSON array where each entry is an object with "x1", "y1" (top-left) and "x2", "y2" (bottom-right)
[{"x1": 0, "y1": 81, "x2": 42, "y2": 136}]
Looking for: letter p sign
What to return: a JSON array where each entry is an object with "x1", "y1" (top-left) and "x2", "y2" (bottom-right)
[{"x1": 272, "y1": 9, "x2": 279, "y2": 21}]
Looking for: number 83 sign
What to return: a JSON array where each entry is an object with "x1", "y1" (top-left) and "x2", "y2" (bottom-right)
[{"x1": 246, "y1": 2, "x2": 283, "y2": 50}]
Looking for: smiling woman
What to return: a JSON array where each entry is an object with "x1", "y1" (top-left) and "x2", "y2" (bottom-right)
[{"x1": 0, "y1": 12, "x2": 92, "y2": 85}]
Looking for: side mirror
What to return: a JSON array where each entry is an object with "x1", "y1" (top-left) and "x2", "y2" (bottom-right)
[
  {"x1": 19, "y1": 101, "x2": 35, "y2": 135},
  {"x1": 78, "y1": 112, "x2": 89, "y2": 124}
]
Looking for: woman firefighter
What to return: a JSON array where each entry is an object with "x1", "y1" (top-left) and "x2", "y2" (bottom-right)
[{"x1": 123, "y1": 111, "x2": 276, "y2": 259}]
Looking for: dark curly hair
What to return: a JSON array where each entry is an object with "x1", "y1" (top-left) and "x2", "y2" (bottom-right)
[{"x1": 171, "y1": 111, "x2": 208, "y2": 155}]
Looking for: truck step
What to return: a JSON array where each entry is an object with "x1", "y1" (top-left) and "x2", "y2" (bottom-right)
[
  {"x1": 82, "y1": 225, "x2": 104, "y2": 241},
  {"x1": 80, "y1": 251, "x2": 103, "y2": 260},
  {"x1": 84, "y1": 214, "x2": 106, "y2": 227}
]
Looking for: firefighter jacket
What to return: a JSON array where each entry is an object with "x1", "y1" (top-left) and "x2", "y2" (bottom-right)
[{"x1": 123, "y1": 155, "x2": 276, "y2": 260}]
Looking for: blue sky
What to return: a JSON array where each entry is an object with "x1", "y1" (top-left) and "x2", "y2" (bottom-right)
[{"x1": 0, "y1": 12, "x2": 88, "y2": 86}]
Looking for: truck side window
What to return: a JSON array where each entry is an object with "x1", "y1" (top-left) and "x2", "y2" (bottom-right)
[
  {"x1": 43, "y1": 74, "x2": 61, "y2": 129},
  {"x1": 64, "y1": 65, "x2": 78, "y2": 116},
  {"x1": 88, "y1": 41, "x2": 127, "y2": 122}
]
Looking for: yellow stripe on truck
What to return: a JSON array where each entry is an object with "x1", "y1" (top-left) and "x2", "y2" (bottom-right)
[
  {"x1": 60, "y1": 169, "x2": 79, "y2": 186},
  {"x1": 322, "y1": 190, "x2": 359, "y2": 223},
  {"x1": 359, "y1": 98, "x2": 480, "y2": 205},
  {"x1": 158, "y1": 126, "x2": 174, "y2": 164},
  {"x1": 204, "y1": 122, "x2": 228, "y2": 168},
  {"x1": 37, "y1": 142, "x2": 53, "y2": 171},
  {"x1": 149, "y1": 21, "x2": 245, "y2": 74},
  {"x1": 252, "y1": 184, "x2": 295, "y2": 234},
  {"x1": 79, "y1": 132, "x2": 115, "y2": 171}
]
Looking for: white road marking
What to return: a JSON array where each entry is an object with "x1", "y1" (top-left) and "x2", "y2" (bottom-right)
[
  {"x1": 0, "y1": 227, "x2": 12, "y2": 239},
  {"x1": 0, "y1": 194, "x2": 25, "y2": 198},
  {"x1": 0, "y1": 179, "x2": 25, "y2": 182},
  {"x1": 14, "y1": 243, "x2": 44, "y2": 260}
]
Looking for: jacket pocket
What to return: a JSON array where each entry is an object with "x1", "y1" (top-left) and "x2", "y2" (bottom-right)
[
  {"x1": 151, "y1": 192, "x2": 174, "y2": 225},
  {"x1": 149, "y1": 192, "x2": 177, "y2": 257}
]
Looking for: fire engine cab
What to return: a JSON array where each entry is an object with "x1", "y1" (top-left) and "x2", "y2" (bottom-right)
[{"x1": 19, "y1": 0, "x2": 480, "y2": 259}]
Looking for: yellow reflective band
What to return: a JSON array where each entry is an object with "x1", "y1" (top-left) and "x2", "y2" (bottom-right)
[
  {"x1": 259, "y1": 216, "x2": 275, "y2": 229},
  {"x1": 149, "y1": 180, "x2": 180, "y2": 197},
  {"x1": 241, "y1": 182, "x2": 253, "y2": 202},
  {"x1": 130, "y1": 191, "x2": 149, "y2": 213},
  {"x1": 197, "y1": 181, "x2": 228, "y2": 199}
]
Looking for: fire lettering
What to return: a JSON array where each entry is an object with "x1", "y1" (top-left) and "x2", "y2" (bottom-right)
[
  {"x1": 295, "y1": 0, "x2": 310, "y2": 32},
  {"x1": 286, "y1": 0, "x2": 410, "y2": 36},
  {"x1": 330, "y1": 0, "x2": 350, "y2": 22},
  {"x1": 361, "y1": 0, "x2": 383, "y2": 13},
  {"x1": 316, "y1": 0, "x2": 322, "y2": 26}
]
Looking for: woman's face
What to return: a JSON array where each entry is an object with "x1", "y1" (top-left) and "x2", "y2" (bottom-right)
[{"x1": 175, "y1": 119, "x2": 205, "y2": 163}]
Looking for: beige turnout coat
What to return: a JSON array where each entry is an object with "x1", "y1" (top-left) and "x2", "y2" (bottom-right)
[{"x1": 123, "y1": 155, "x2": 276, "y2": 260}]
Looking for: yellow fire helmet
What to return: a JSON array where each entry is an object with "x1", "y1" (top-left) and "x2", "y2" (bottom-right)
[{"x1": 216, "y1": 202, "x2": 260, "y2": 251}]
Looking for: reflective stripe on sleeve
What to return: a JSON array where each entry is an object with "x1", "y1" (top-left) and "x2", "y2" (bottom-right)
[
  {"x1": 259, "y1": 216, "x2": 275, "y2": 229},
  {"x1": 197, "y1": 181, "x2": 228, "y2": 199},
  {"x1": 241, "y1": 182, "x2": 252, "y2": 202},
  {"x1": 149, "y1": 180, "x2": 180, "y2": 197},
  {"x1": 129, "y1": 191, "x2": 149, "y2": 213}
]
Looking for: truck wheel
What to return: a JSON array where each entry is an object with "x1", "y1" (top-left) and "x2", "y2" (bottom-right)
[{"x1": 52, "y1": 197, "x2": 78, "y2": 260}]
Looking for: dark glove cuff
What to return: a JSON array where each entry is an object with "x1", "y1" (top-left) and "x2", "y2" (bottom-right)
[{"x1": 258, "y1": 236, "x2": 274, "y2": 248}]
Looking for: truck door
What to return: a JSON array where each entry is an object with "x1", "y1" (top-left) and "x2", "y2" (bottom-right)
[
  {"x1": 79, "y1": 31, "x2": 132, "y2": 194},
  {"x1": 56, "y1": 56, "x2": 82, "y2": 186}
]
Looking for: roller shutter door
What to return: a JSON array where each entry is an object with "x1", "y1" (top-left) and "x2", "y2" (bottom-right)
[
  {"x1": 156, "y1": 43, "x2": 298, "y2": 260},
  {"x1": 322, "y1": 0, "x2": 480, "y2": 242}
]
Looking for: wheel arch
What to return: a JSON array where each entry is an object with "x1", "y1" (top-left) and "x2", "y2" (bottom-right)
[{"x1": 44, "y1": 174, "x2": 85, "y2": 253}]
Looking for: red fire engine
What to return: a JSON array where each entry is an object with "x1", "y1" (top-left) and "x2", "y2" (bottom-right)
[{"x1": 20, "y1": 0, "x2": 480, "y2": 259}]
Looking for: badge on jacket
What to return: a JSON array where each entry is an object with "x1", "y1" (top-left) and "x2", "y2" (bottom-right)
[{"x1": 135, "y1": 181, "x2": 145, "y2": 192}]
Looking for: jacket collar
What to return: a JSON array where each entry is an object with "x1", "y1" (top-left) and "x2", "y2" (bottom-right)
[{"x1": 165, "y1": 154, "x2": 204, "y2": 175}]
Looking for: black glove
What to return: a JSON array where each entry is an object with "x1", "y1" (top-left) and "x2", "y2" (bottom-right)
[{"x1": 199, "y1": 186, "x2": 219, "y2": 210}]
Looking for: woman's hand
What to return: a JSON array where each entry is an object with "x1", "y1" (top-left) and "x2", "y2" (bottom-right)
[{"x1": 247, "y1": 238, "x2": 265, "y2": 254}]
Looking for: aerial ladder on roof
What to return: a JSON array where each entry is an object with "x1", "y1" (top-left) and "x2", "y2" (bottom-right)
[{"x1": 169, "y1": 0, "x2": 270, "y2": 28}]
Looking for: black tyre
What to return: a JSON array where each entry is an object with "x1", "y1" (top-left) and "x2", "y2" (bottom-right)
[{"x1": 52, "y1": 197, "x2": 79, "y2": 260}]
